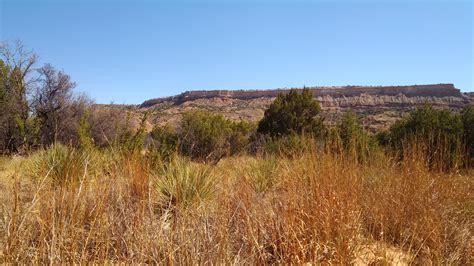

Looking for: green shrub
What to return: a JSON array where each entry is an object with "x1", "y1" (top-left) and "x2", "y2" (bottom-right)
[
  {"x1": 149, "y1": 124, "x2": 179, "y2": 161},
  {"x1": 461, "y1": 105, "x2": 474, "y2": 166},
  {"x1": 253, "y1": 133, "x2": 316, "y2": 157},
  {"x1": 257, "y1": 88, "x2": 324, "y2": 137},
  {"x1": 114, "y1": 112, "x2": 148, "y2": 154},
  {"x1": 228, "y1": 120, "x2": 255, "y2": 155},
  {"x1": 77, "y1": 110, "x2": 95, "y2": 151},
  {"x1": 179, "y1": 110, "x2": 253, "y2": 163},
  {"x1": 383, "y1": 105, "x2": 463, "y2": 170},
  {"x1": 335, "y1": 111, "x2": 377, "y2": 162},
  {"x1": 179, "y1": 111, "x2": 230, "y2": 162},
  {"x1": 154, "y1": 156, "x2": 216, "y2": 209}
]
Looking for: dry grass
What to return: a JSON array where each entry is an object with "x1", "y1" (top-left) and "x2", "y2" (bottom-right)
[{"x1": 0, "y1": 144, "x2": 472, "y2": 264}]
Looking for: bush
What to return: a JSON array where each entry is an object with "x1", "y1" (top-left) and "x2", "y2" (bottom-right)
[
  {"x1": 252, "y1": 133, "x2": 316, "y2": 157},
  {"x1": 461, "y1": 105, "x2": 474, "y2": 166},
  {"x1": 114, "y1": 111, "x2": 148, "y2": 154},
  {"x1": 77, "y1": 111, "x2": 94, "y2": 150},
  {"x1": 335, "y1": 111, "x2": 377, "y2": 162},
  {"x1": 383, "y1": 105, "x2": 463, "y2": 171},
  {"x1": 228, "y1": 120, "x2": 255, "y2": 155},
  {"x1": 179, "y1": 111, "x2": 231, "y2": 162},
  {"x1": 87, "y1": 104, "x2": 131, "y2": 147},
  {"x1": 149, "y1": 124, "x2": 179, "y2": 161},
  {"x1": 257, "y1": 88, "x2": 324, "y2": 137},
  {"x1": 178, "y1": 110, "x2": 253, "y2": 163}
]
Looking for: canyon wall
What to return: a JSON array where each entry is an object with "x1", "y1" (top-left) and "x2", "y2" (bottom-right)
[{"x1": 141, "y1": 84, "x2": 470, "y2": 109}]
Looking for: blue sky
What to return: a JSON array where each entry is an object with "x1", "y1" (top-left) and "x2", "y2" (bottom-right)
[{"x1": 1, "y1": 0, "x2": 472, "y2": 104}]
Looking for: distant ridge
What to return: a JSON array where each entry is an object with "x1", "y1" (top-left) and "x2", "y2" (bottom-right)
[
  {"x1": 131, "y1": 83, "x2": 472, "y2": 133},
  {"x1": 141, "y1": 83, "x2": 465, "y2": 108}
]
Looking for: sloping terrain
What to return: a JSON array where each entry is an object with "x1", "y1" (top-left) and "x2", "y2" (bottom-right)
[{"x1": 137, "y1": 84, "x2": 472, "y2": 132}]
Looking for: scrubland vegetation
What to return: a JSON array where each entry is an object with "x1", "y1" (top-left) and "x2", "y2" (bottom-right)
[{"x1": 0, "y1": 42, "x2": 473, "y2": 264}]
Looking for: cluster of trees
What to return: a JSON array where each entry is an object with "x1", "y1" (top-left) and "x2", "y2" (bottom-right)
[
  {"x1": 379, "y1": 104, "x2": 474, "y2": 169},
  {"x1": 0, "y1": 41, "x2": 127, "y2": 154},
  {"x1": 2, "y1": 42, "x2": 472, "y2": 170},
  {"x1": 149, "y1": 88, "x2": 371, "y2": 161},
  {"x1": 150, "y1": 87, "x2": 473, "y2": 169}
]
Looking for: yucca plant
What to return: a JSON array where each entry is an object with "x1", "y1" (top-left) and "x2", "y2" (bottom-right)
[
  {"x1": 154, "y1": 156, "x2": 216, "y2": 209},
  {"x1": 246, "y1": 156, "x2": 279, "y2": 193},
  {"x1": 26, "y1": 143, "x2": 89, "y2": 186}
]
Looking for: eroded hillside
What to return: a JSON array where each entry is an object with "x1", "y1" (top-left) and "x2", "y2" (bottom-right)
[{"x1": 137, "y1": 84, "x2": 472, "y2": 132}]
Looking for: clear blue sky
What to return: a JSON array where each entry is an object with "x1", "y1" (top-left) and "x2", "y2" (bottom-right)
[{"x1": 1, "y1": 0, "x2": 472, "y2": 104}]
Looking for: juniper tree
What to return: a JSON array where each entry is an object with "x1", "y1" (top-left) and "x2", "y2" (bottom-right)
[{"x1": 257, "y1": 88, "x2": 324, "y2": 137}]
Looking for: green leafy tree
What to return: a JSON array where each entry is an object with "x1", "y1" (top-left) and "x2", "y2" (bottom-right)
[{"x1": 257, "y1": 88, "x2": 324, "y2": 137}]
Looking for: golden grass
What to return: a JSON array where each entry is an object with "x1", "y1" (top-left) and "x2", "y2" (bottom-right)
[{"x1": 0, "y1": 145, "x2": 472, "y2": 264}]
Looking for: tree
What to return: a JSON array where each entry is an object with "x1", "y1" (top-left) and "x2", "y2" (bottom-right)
[
  {"x1": 33, "y1": 64, "x2": 77, "y2": 145},
  {"x1": 257, "y1": 88, "x2": 324, "y2": 137},
  {"x1": 0, "y1": 41, "x2": 38, "y2": 153},
  {"x1": 1, "y1": 41, "x2": 124, "y2": 152},
  {"x1": 86, "y1": 104, "x2": 130, "y2": 147}
]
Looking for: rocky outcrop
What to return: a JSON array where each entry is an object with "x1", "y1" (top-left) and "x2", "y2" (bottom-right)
[
  {"x1": 141, "y1": 84, "x2": 470, "y2": 109},
  {"x1": 465, "y1": 92, "x2": 474, "y2": 100},
  {"x1": 138, "y1": 84, "x2": 472, "y2": 133}
]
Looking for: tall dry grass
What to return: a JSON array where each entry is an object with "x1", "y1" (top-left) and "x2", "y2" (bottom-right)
[{"x1": 0, "y1": 141, "x2": 472, "y2": 264}]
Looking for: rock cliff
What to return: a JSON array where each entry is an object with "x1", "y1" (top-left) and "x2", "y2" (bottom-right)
[
  {"x1": 139, "y1": 84, "x2": 472, "y2": 132},
  {"x1": 141, "y1": 84, "x2": 470, "y2": 109}
]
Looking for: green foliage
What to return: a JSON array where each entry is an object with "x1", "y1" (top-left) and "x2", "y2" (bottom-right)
[
  {"x1": 130, "y1": 112, "x2": 148, "y2": 151},
  {"x1": 0, "y1": 61, "x2": 30, "y2": 153},
  {"x1": 115, "y1": 112, "x2": 148, "y2": 154},
  {"x1": 149, "y1": 125, "x2": 179, "y2": 161},
  {"x1": 0, "y1": 59, "x2": 7, "y2": 102},
  {"x1": 461, "y1": 105, "x2": 474, "y2": 166},
  {"x1": 26, "y1": 143, "x2": 88, "y2": 187},
  {"x1": 180, "y1": 111, "x2": 230, "y2": 162},
  {"x1": 257, "y1": 88, "x2": 324, "y2": 137},
  {"x1": 179, "y1": 110, "x2": 253, "y2": 163},
  {"x1": 154, "y1": 156, "x2": 216, "y2": 209},
  {"x1": 336, "y1": 111, "x2": 376, "y2": 162},
  {"x1": 23, "y1": 116, "x2": 41, "y2": 150},
  {"x1": 253, "y1": 133, "x2": 316, "y2": 157},
  {"x1": 228, "y1": 120, "x2": 255, "y2": 155},
  {"x1": 246, "y1": 156, "x2": 279, "y2": 193},
  {"x1": 384, "y1": 105, "x2": 464, "y2": 170},
  {"x1": 78, "y1": 110, "x2": 95, "y2": 150}
]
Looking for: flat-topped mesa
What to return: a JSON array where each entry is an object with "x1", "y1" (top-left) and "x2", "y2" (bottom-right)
[{"x1": 140, "y1": 83, "x2": 465, "y2": 108}]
